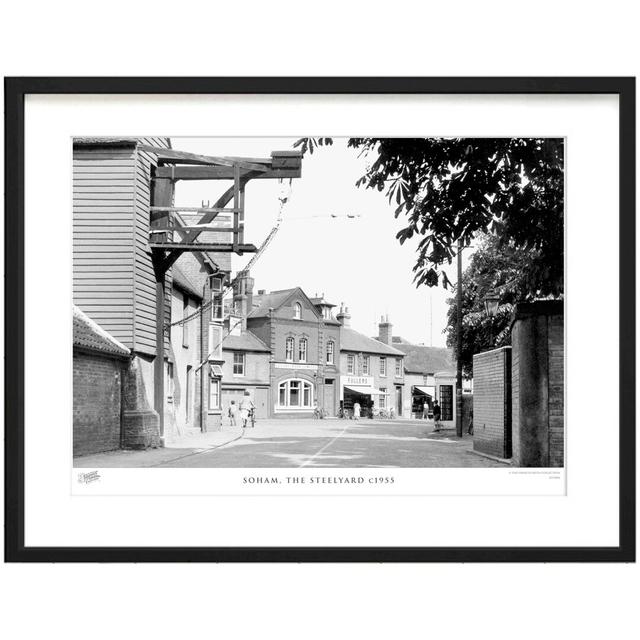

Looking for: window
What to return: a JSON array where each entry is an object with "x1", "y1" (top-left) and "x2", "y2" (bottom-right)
[
  {"x1": 298, "y1": 338, "x2": 307, "y2": 362},
  {"x1": 395, "y1": 358, "x2": 402, "y2": 377},
  {"x1": 326, "y1": 340, "x2": 334, "y2": 365},
  {"x1": 277, "y1": 379, "x2": 313, "y2": 408},
  {"x1": 294, "y1": 302, "x2": 302, "y2": 319},
  {"x1": 211, "y1": 291, "x2": 223, "y2": 320},
  {"x1": 362, "y1": 355, "x2": 370, "y2": 375},
  {"x1": 209, "y1": 275, "x2": 223, "y2": 293},
  {"x1": 380, "y1": 357, "x2": 387, "y2": 376},
  {"x1": 209, "y1": 378, "x2": 220, "y2": 410},
  {"x1": 166, "y1": 362, "x2": 174, "y2": 403},
  {"x1": 379, "y1": 388, "x2": 387, "y2": 408},
  {"x1": 182, "y1": 295, "x2": 190, "y2": 347},
  {"x1": 209, "y1": 324, "x2": 222, "y2": 359},
  {"x1": 347, "y1": 354, "x2": 355, "y2": 375},
  {"x1": 233, "y1": 352, "x2": 245, "y2": 376},
  {"x1": 210, "y1": 275, "x2": 224, "y2": 321},
  {"x1": 285, "y1": 337, "x2": 294, "y2": 362}
]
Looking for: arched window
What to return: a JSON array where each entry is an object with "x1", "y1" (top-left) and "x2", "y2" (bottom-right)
[
  {"x1": 285, "y1": 337, "x2": 294, "y2": 362},
  {"x1": 278, "y1": 379, "x2": 313, "y2": 408},
  {"x1": 294, "y1": 302, "x2": 302, "y2": 319},
  {"x1": 298, "y1": 338, "x2": 307, "y2": 362},
  {"x1": 326, "y1": 340, "x2": 334, "y2": 365}
]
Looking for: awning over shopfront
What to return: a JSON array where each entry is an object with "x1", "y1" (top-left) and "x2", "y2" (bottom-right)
[
  {"x1": 413, "y1": 385, "x2": 434, "y2": 397},
  {"x1": 344, "y1": 385, "x2": 388, "y2": 396}
]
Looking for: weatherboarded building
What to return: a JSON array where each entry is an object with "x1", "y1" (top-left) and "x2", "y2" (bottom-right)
[{"x1": 72, "y1": 137, "x2": 231, "y2": 452}]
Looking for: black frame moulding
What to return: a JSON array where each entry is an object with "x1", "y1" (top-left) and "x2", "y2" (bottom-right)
[{"x1": 4, "y1": 76, "x2": 636, "y2": 562}]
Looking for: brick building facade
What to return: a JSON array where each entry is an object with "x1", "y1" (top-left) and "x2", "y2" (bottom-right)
[
  {"x1": 338, "y1": 308, "x2": 406, "y2": 416},
  {"x1": 246, "y1": 285, "x2": 342, "y2": 418}
]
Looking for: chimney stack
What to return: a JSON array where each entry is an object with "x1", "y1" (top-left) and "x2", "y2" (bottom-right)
[
  {"x1": 336, "y1": 303, "x2": 351, "y2": 327},
  {"x1": 378, "y1": 314, "x2": 393, "y2": 345},
  {"x1": 232, "y1": 270, "x2": 254, "y2": 331}
]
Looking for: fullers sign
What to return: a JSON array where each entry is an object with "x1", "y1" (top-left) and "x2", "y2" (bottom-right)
[{"x1": 343, "y1": 376, "x2": 373, "y2": 386}]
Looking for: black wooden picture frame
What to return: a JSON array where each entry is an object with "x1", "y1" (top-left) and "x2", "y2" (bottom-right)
[{"x1": 4, "y1": 77, "x2": 635, "y2": 562}]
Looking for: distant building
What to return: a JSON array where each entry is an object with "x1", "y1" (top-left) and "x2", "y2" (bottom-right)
[
  {"x1": 338, "y1": 309, "x2": 406, "y2": 416},
  {"x1": 374, "y1": 318, "x2": 463, "y2": 424}
]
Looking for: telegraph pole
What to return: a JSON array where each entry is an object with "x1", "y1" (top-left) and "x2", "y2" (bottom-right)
[{"x1": 455, "y1": 238, "x2": 463, "y2": 438}]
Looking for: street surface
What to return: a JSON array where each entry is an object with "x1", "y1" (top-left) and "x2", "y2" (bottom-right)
[{"x1": 75, "y1": 418, "x2": 505, "y2": 468}]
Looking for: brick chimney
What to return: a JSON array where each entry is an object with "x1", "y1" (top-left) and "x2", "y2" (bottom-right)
[
  {"x1": 378, "y1": 314, "x2": 392, "y2": 345},
  {"x1": 336, "y1": 303, "x2": 351, "y2": 327},
  {"x1": 233, "y1": 270, "x2": 254, "y2": 331}
]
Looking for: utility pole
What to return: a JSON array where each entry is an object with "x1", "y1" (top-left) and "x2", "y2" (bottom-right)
[{"x1": 456, "y1": 238, "x2": 463, "y2": 438}]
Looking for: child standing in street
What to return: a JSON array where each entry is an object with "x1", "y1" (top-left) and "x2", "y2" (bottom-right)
[{"x1": 228, "y1": 400, "x2": 238, "y2": 427}]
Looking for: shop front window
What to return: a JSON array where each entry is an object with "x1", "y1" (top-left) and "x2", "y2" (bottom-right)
[{"x1": 379, "y1": 387, "x2": 387, "y2": 408}]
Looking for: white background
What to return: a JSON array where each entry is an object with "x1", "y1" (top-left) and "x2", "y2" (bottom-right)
[
  {"x1": 1, "y1": 2, "x2": 638, "y2": 640},
  {"x1": 26, "y1": 93, "x2": 602, "y2": 547}
]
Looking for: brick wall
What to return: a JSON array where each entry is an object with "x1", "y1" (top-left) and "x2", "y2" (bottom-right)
[
  {"x1": 548, "y1": 312, "x2": 564, "y2": 467},
  {"x1": 472, "y1": 347, "x2": 512, "y2": 459},
  {"x1": 73, "y1": 351, "x2": 123, "y2": 456},
  {"x1": 511, "y1": 301, "x2": 564, "y2": 467}
]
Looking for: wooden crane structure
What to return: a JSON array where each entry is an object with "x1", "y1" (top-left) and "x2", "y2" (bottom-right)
[{"x1": 147, "y1": 145, "x2": 302, "y2": 439}]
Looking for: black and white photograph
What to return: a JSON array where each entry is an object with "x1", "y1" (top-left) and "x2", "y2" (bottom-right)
[{"x1": 72, "y1": 135, "x2": 564, "y2": 472}]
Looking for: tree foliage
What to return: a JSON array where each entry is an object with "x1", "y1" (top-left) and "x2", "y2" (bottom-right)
[
  {"x1": 294, "y1": 137, "x2": 564, "y2": 297},
  {"x1": 445, "y1": 234, "x2": 546, "y2": 377}
]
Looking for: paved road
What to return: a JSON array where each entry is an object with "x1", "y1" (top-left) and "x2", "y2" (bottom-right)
[{"x1": 153, "y1": 418, "x2": 504, "y2": 468}]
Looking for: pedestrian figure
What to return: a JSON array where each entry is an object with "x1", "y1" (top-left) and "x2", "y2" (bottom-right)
[
  {"x1": 313, "y1": 400, "x2": 320, "y2": 419},
  {"x1": 389, "y1": 406, "x2": 395, "y2": 419},
  {"x1": 432, "y1": 400, "x2": 442, "y2": 432},
  {"x1": 228, "y1": 400, "x2": 238, "y2": 427},
  {"x1": 353, "y1": 401, "x2": 361, "y2": 420},
  {"x1": 239, "y1": 391, "x2": 255, "y2": 428},
  {"x1": 423, "y1": 400, "x2": 429, "y2": 420}
]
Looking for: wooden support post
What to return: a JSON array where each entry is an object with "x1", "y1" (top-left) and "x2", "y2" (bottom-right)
[
  {"x1": 233, "y1": 164, "x2": 240, "y2": 252},
  {"x1": 239, "y1": 184, "x2": 245, "y2": 245},
  {"x1": 151, "y1": 174, "x2": 174, "y2": 443}
]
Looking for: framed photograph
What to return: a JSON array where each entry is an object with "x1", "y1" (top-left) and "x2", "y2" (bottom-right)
[{"x1": 4, "y1": 77, "x2": 635, "y2": 562}]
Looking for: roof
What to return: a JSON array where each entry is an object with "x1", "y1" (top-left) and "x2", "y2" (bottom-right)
[
  {"x1": 393, "y1": 343, "x2": 454, "y2": 374},
  {"x1": 248, "y1": 287, "x2": 324, "y2": 320},
  {"x1": 73, "y1": 305, "x2": 130, "y2": 358},
  {"x1": 309, "y1": 296, "x2": 336, "y2": 308},
  {"x1": 222, "y1": 331, "x2": 270, "y2": 353},
  {"x1": 172, "y1": 264, "x2": 203, "y2": 300},
  {"x1": 248, "y1": 289, "x2": 296, "y2": 318},
  {"x1": 340, "y1": 327, "x2": 405, "y2": 356}
]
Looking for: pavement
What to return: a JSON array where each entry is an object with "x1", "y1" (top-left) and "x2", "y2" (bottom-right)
[{"x1": 74, "y1": 418, "x2": 507, "y2": 468}]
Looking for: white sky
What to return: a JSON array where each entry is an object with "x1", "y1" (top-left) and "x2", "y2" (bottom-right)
[{"x1": 172, "y1": 137, "x2": 474, "y2": 347}]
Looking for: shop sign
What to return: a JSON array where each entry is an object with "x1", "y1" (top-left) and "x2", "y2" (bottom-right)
[
  {"x1": 274, "y1": 362, "x2": 318, "y2": 371},
  {"x1": 342, "y1": 375, "x2": 373, "y2": 386}
]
